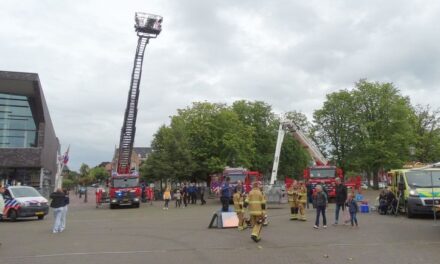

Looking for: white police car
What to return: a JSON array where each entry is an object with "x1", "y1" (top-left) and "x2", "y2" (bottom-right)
[
  {"x1": 0, "y1": 192, "x2": 4, "y2": 220},
  {"x1": 2, "y1": 186, "x2": 49, "y2": 221}
]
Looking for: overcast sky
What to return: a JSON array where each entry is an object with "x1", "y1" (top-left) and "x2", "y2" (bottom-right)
[{"x1": 1, "y1": 0, "x2": 440, "y2": 171}]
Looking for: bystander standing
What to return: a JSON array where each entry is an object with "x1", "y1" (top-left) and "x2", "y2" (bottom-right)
[
  {"x1": 345, "y1": 193, "x2": 359, "y2": 227},
  {"x1": 175, "y1": 188, "x2": 182, "y2": 208},
  {"x1": 313, "y1": 185, "x2": 328, "y2": 229},
  {"x1": 50, "y1": 188, "x2": 66, "y2": 233},
  {"x1": 182, "y1": 183, "x2": 189, "y2": 207},
  {"x1": 59, "y1": 189, "x2": 69, "y2": 232},
  {"x1": 163, "y1": 186, "x2": 171, "y2": 210},
  {"x1": 334, "y1": 178, "x2": 347, "y2": 225},
  {"x1": 199, "y1": 183, "x2": 206, "y2": 205},
  {"x1": 221, "y1": 177, "x2": 231, "y2": 212}
]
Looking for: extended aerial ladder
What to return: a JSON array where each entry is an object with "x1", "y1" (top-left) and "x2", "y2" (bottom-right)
[
  {"x1": 116, "y1": 13, "x2": 163, "y2": 174},
  {"x1": 270, "y1": 120, "x2": 327, "y2": 185},
  {"x1": 100, "y1": 13, "x2": 162, "y2": 209}
]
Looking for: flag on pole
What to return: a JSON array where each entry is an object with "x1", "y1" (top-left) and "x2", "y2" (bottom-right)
[{"x1": 63, "y1": 145, "x2": 70, "y2": 165}]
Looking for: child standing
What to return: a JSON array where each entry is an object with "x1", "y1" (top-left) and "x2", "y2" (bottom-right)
[
  {"x1": 345, "y1": 193, "x2": 359, "y2": 227},
  {"x1": 313, "y1": 185, "x2": 328, "y2": 229},
  {"x1": 175, "y1": 189, "x2": 182, "y2": 208},
  {"x1": 163, "y1": 186, "x2": 171, "y2": 210}
]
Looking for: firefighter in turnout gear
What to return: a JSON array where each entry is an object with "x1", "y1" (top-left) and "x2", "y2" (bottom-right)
[
  {"x1": 298, "y1": 181, "x2": 307, "y2": 221},
  {"x1": 245, "y1": 181, "x2": 266, "y2": 243},
  {"x1": 233, "y1": 185, "x2": 246, "y2": 231},
  {"x1": 287, "y1": 181, "x2": 300, "y2": 220}
]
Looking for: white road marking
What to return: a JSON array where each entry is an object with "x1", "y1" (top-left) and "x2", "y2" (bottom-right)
[{"x1": 3, "y1": 241, "x2": 440, "y2": 260}]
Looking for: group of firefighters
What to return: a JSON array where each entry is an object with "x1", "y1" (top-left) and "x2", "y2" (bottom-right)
[
  {"x1": 231, "y1": 180, "x2": 307, "y2": 243},
  {"x1": 286, "y1": 180, "x2": 308, "y2": 221}
]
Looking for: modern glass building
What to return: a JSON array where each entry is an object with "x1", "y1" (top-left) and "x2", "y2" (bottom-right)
[
  {"x1": 0, "y1": 71, "x2": 59, "y2": 191},
  {"x1": 0, "y1": 93, "x2": 38, "y2": 148}
]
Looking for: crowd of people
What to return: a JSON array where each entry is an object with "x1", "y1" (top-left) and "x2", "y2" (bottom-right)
[
  {"x1": 315, "y1": 178, "x2": 360, "y2": 229},
  {"x1": 283, "y1": 177, "x2": 359, "y2": 229},
  {"x1": 215, "y1": 176, "x2": 362, "y2": 243},
  {"x1": 159, "y1": 182, "x2": 208, "y2": 210},
  {"x1": 4, "y1": 178, "x2": 363, "y2": 238}
]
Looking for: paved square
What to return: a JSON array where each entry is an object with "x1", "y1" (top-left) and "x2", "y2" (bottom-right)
[{"x1": 1, "y1": 191, "x2": 439, "y2": 264}]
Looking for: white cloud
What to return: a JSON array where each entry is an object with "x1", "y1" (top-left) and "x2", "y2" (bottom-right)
[{"x1": 1, "y1": 0, "x2": 440, "y2": 170}]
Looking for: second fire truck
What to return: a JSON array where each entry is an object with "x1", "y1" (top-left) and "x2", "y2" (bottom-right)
[{"x1": 270, "y1": 120, "x2": 360, "y2": 199}]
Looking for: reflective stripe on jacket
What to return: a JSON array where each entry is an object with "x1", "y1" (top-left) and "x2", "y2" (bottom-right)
[
  {"x1": 298, "y1": 187, "x2": 307, "y2": 203},
  {"x1": 287, "y1": 188, "x2": 299, "y2": 202},
  {"x1": 246, "y1": 188, "x2": 265, "y2": 216},
  {"x1": 233, "y1": 192, "x2": 244, "y2": 213}
]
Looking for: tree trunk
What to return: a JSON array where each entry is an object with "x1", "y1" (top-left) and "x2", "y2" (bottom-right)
[
  {"x1": 373, "y1": 169, "x2": 379, "y2": 190},
  {"x1": 366, "y1": 171, "x2": 372, "y2": 188}
]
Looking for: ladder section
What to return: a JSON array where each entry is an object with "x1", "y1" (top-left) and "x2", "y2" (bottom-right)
[
  {"x1": 282, "y1": 121, "x2": 328, "y2": 165},
  {"x1": 270, "y1": 123, "x2": 286, "y2": 185},
  {"x1": 117, "y1": 36, "x2": 149, "y2": 174}
]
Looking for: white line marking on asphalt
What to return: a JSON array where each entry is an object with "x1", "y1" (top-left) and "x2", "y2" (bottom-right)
[
  {"x1": 7, "y1": 249, "x2": 170, "y2": 259},
  {"x1": 3, "y1": 241, "x2": 440, "y2": 260}
]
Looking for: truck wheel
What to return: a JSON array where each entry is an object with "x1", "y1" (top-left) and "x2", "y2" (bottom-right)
[
  {"x1": 110, "y1": 204, "x2": 116, "y2": 209},
  {"x1": 405, "y1": 203, "x2": 414, "y2": 218},
  {"x1": 8, "y1": 209, "x2": 17, "y2": 222},
  {"x1": 37, "y1": 215, "x2": 44, "y2": 220},
  {"x1": 133, "y1": 203, "x2": 140, "y2": 208}
]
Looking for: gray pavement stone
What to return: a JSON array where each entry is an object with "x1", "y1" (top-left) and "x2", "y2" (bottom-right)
[{"x1": 1, "y1": 190, "x2": 439, "y2": 264}]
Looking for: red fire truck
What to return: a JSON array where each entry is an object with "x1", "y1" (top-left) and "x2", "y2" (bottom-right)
[
  {"x1": 210, "y1": 167, "x2": 262, "y2": 196},
  {"x1": 303, "y1": 165, "x2": 343, "y2": 198},
  {"x1": 106, "y1": 12, "x2": 162, "y2": 209},
  {"x1": 270, "y1": 120, "x2": 360, "y2": 199}
]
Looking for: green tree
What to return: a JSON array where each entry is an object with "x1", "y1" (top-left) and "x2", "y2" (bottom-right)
[
  {"x1": 232, "y1": 100, "x2": 277, "y2": 175},
  {"x1": 79, "y1": 163, "x2": 91, "y2": 185},
  {"x1": 313, "y1": 80, "x2": 416, "y2": 188},
  {"x1": 278, "y1": 135, "x2": 310, "y2": 179},
  {"x1": 176, "y1": 102, "x2": 255, "y2": 180},
  {"x1": 277, "y1": 111, "x2": 314, "y2": 179},
  {"x1": 143, "y1": 102, "x2": 257, "y2": 182},
  {"x1": 353, "y1": 80, "x2": 415, "y2": 188},
  {"x1": 62, "y1": 178, "x2": 75, "y2": 189},
  {"x1": 66, "y1": 171, "x2": 80, "y2": 186},
  {"x1": 285, "y1": 111, "x2": 313, "y2": 134},
  {"x1": 313, "y1": 90, "x2": 359, "y2": 172},
  {"x1": 141, "y1": 126, "x2": 176, "y2": 182},
  {"x1": 141, "y1": 123, "x2": 194, "y2": 183},
  {"x1": 412, "y1": 105, "x2": 440, "y2": 162},
  {"x1": 79, "y1": 163, "x2": 90, "y2": 177},
  {"x1": 89, "y1": 166, "x2": 110, "y2": 183}
]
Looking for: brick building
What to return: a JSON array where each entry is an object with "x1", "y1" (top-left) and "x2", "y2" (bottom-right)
[{"x1": 111, "y1": 147, "x2": 151, "y2": 172}]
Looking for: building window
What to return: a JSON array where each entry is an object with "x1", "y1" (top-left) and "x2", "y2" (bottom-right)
[
  {"x1": 0, "y1": 93, "x2": 37, "y2": 148},
  {"x1": 0, "y1": 167, "x2": 41, "y2": 187}
]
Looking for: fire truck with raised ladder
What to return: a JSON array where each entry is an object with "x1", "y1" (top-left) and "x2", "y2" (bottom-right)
[
  {"x1": 269, "y1": 120, "x2": 360, "y2": 200},
  {"x1": 101, "y1": 12, "x2": 162, "y2": 209}
]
